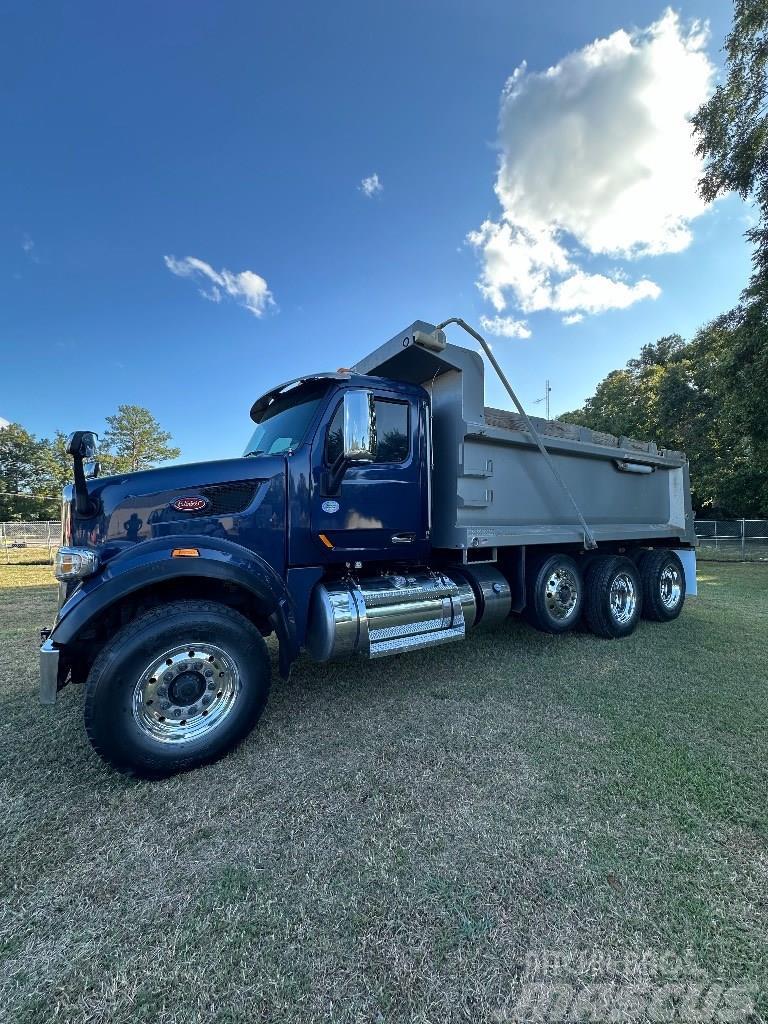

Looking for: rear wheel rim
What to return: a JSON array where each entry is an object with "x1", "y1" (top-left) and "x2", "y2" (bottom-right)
[
  {"x1": 659, "y1": 564, "x2": 682, "y2": 610},
  {"x1": 609, "y1": 572, "x2": 637, "y2": 625},
  {"x1": 544, "y1": 567, "x2": 579, "y2": 621},
  {"x1": 132, "y1": 642, "x2": 240, "y2": 745}
]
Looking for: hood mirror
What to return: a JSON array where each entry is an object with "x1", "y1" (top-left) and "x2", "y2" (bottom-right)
[
  {"x1": 66, "y1": 430, "x2": 99, "y2": 459},
  {"x1": 66, "y1": 430, "x2": 100, "y2": 516}
]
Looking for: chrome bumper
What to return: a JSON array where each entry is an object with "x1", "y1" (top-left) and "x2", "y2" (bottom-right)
[{"x1": 40, "y1": 638, "x2": 60, "y2": 705}]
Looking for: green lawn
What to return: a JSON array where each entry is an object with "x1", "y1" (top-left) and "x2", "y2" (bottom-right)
[{"x1": 0, "y1": 562, "x2": 766, "y2": 1023}]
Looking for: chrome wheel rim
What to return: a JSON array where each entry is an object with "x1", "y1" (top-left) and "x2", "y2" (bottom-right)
[
  {"x1": 132, "y1": 643, "x2": 240, "y2": 745},
  {"x1": 544, "y1": 567, "x2": 579, "y2": 621},
  {"x1": 609, "y1": 572, "x2": 637, "y2": 625},
  {"x1": 659, "y1": 564, "x2": 682, "y2": 609}
]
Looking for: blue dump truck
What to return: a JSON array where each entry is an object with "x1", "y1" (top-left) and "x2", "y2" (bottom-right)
[{"x1": 40, "y1": 319, "x2": 697, "y2": 776}]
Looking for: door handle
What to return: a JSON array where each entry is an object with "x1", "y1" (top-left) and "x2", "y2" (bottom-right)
[{"x1": 391, "y1": 532, "x2": 416, "y2": 544}]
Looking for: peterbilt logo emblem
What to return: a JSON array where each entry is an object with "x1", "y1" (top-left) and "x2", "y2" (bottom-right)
[{"x1": 171, "y1": 496, "x2": 210, "y2": 513}]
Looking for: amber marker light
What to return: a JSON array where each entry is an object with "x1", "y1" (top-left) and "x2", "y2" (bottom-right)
[
  {"x1": 318, "y1": 534, "x2": 334, "y2": 549},
  {"x1": 171, "y1": 548, "x2": 200, "y2": 557}
]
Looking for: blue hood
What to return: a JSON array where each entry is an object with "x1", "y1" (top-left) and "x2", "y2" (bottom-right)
[{"x1": 67, "y1": 455, "x2": 287, "y2": 570}]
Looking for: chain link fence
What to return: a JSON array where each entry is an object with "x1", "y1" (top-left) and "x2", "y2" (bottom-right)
[
  {"x1": 0, "y1": 522, "x2": 61, "y2": 564},
  {"x1": 2, "y1": 519, "x2": 767, "y2": 565},
  {"x1": 695, "y1": 520, "x2": 768, "y2": 562}
]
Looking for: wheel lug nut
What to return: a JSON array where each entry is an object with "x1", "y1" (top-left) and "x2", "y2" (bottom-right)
[
  {"x1": 207, "y1": 681, "x2": 216, "y2": 690},
  {"x1": 188, "y1": 705, "x2": 198, "y2": 715},
  {"x1": 164, "y1": 672, "x2": 173, "y2": 682},
  {"x1": 157, "y1": 686, "x2": 168, "y2": 698},
  {"x1": 193, "y1": 661, "x2": 202, "y2": 670},
  {"x1": 160, "y1": 701, "x2": 170, "y2": 710},
  {"x1": 172, "y1": 708, "x2": 181, "y2": 716},
  {"x1": 204, "y1": 668, "x2": 214, "y2": 677},
  {"x1": 202, "y1": 695, "x2": 213, "y2": 706}
]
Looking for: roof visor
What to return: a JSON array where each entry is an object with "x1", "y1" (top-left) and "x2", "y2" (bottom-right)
[{"x1": 249, "y1": 374, "x2": 349, "y2": 423}]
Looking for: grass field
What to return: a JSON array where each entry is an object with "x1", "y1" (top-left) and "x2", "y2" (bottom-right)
[
  {"x1": 1, "y1": 563, "x2": 766, "y2": 1023},
  {"x1": 0, "y1": 545, "x2": 56, "y2": 566}
]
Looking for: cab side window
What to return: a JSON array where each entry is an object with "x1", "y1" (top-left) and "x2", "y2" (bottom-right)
[
  {"x1": 374, "y1": 399, "x2": 409, "y2": 463},
  {"x1": 325, "y1": 397, "x2": 410, "y2": 464}
]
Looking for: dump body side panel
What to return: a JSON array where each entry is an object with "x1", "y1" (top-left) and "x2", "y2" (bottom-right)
[{"x1": 447, "y1": 427, "x2": 693, "y2": 549}]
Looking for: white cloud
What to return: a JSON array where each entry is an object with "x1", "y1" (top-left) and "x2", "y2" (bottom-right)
[
  {"x1": 163, "y1": 256, "x2": 275, "y2": 318},
  {"x1": 479, "y1": 314, "x2": 532, "y2": 339},
  {"x1": 360, "y1": 173, "x2": 383, "y2": 197},
  {"x1": 469, "y1": 10, "x2": 714, "y2": 320},
  {"x1": 562, "y1": 313, "x2": 584, "y2": 326},
  {"x1": 21, "y1": 234, "x2": 40, "y2": 263}
]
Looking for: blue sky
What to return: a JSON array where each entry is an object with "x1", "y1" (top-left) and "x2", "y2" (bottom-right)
[{"x1": 0, "y1": 0, "x2": 751, "y2": 463}]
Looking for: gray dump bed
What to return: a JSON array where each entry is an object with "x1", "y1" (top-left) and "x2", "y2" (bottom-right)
[{"x1": 355, "y1": 321, "x2": 695, "y2": 552}]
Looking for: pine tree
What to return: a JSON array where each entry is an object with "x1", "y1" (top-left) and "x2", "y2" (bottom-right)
[{"x1": 102, "y1": 405, "x2": 180, "y2": 475}]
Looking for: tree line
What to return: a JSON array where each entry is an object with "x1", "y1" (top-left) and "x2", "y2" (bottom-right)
[
  {"x1": 0, "y1": 405, "x2": 180, "y2": 521},
  {"x1": 561, "y1": 0, "x2": 768, "y2": 519}
]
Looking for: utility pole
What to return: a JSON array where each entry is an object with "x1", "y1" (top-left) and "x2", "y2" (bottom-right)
[{"x1": 534, "y1": 380, "x2": 552, "y2": 419}]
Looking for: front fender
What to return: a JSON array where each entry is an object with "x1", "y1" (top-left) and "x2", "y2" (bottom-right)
[{"x1": 51, "y1": 536, "x2": 298, "y2": 676}]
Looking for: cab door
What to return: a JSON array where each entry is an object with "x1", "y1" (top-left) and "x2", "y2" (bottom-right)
[{"x1": 310, "y1": 389, "x2": 429, "y2": 561}]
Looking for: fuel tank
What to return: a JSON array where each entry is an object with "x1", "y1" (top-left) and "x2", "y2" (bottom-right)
[{"x1": 306, "y1": 566, "x2": 510, "y2": 662}]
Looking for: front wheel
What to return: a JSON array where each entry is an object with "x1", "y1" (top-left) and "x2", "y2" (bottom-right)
[{"x1": 84, "y1": 600, "x2": 271, "y2": 776}]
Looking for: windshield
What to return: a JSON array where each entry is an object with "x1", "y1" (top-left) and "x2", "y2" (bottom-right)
[{"x1": 244, "y1": 380, "x2": 330, "y2": 457}]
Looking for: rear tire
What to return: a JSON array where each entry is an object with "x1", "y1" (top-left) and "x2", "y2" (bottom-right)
[
  {"x1": 525, "y1": 553, "x2": 584, "y2": 634},
  {"x1": 584, "y1": 555, "x2": 642, "y2": 639},
  {"x1": 84, "y1": 600, "x2": 271, "y2": 777},
  {"x1": 637, "y1": 549, "x2": 686, "y2": 621}
]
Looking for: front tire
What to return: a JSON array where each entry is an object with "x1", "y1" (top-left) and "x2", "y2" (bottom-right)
[
  {"x1": 84, "y1": 600, "x2": 271, "y2": 776},
  {"x1": 637, "y1": 549, "x2": 686, "y2": 621},
  {"x1": 584, "y1": 555, "x2": 642, "y2": 639},
  {"x1": 525, "y1": 553, "x2": 584, "y2": 634}
]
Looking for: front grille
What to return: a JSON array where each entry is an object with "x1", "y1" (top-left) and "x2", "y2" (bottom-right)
[{"x1": 198, "y1": 482, "x2": 258, "y2": 515}]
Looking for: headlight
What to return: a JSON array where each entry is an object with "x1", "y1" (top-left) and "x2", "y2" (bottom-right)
[{"x1": 54, "y1": 546, "x2": 99, "y2": 581}]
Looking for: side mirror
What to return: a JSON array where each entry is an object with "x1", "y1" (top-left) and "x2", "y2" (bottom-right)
[
  {"x1": 343, "y1": 391, "x2": 376, "y2": 462},
  {"x1": 323, "y1": 391, "x2": 377, "y2": 497}
]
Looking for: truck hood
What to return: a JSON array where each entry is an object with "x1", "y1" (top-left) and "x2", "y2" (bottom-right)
[{"x1": 66, "y1": 454, "x2": 287, "y2": 555}]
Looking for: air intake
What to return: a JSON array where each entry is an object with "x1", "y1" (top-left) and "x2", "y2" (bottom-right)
[{"x1": 194, "y1": 483, "x2": 258, "y2": 516}]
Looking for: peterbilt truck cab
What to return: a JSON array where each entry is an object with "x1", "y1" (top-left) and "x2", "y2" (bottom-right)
[{"x1": 40, "y1": 320, "x2": 696, "y2": 776}]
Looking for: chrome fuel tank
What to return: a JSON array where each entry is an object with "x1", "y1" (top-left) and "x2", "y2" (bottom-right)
[{"x1": 306, "y1": 570, "x2": 476, "y2": 662}]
